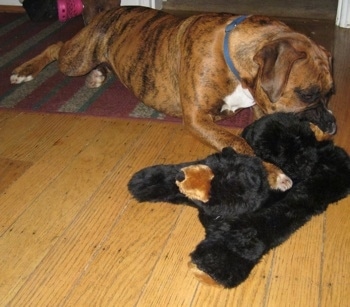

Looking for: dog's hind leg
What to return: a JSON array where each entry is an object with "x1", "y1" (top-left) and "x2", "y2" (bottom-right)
[
  {"x1": 11, "y1": 42, "x2": 64, "y2": 84},
  {"x1": 10, "y1": 38, "x2": 99, "y2": 84},
  {"x1": 85, "y1": 64, "x2": 110, "y2": 88},
  {"x1": 11, "y1": 22, "x2": 105, "y2": 84}
]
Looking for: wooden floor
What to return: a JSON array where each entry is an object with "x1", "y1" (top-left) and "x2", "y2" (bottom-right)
[{"x1": 1, "y1": 12, "x2": 350, "y2": 307}]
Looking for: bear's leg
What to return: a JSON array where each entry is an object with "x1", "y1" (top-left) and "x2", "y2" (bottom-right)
[{"x1": 188, "y1": 261, "x2": 223, "y2": 287}]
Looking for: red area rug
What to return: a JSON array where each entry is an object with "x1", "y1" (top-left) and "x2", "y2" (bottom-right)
[{"x1": 0, "y1": 12, "x2": 253, "y2": 128}]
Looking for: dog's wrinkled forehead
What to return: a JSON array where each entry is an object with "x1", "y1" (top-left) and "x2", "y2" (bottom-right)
[
  {"x1": 291, "y1": 43, "x2": 333, "y2": 98},
  {"x1": 287, "y1": 48, "x2": 335, "y2": 134}
]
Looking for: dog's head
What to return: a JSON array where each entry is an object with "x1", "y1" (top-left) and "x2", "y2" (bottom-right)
[{"x1": 250, "y1": 34, "x2": 336, "y2": 134}]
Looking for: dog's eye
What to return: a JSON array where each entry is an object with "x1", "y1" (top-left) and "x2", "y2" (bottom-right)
[{"x1": 295, "y1": 87, "x2": 321, "y2": 103}]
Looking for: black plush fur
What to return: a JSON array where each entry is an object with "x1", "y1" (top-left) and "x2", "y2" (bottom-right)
[
  {"x1": 128, "y1": 113, "x2": 350, "y2": 288},
  {"x1": 129, "y1": 148, "x2": 270, "y2": 217}
]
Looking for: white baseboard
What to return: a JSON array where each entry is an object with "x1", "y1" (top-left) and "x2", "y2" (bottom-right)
[
  {"x1": 121, "y1": 0, "x2": 163, "y2": 9},
  {"x1": 336, "y1": 0, "x2": 350, "y2": 28},
  {"x1": 0, "y1": 0, "x2": 163, "y2": 9},
  {"x1": 0, "y1": 0, "x2": 21, "y2": 5}
]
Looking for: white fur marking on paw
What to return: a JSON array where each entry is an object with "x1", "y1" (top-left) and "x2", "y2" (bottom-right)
[
  {"x1": 10, "y1": 74, "x2": 33, "y2": 84},
  {"x1": 276, "y1": 173, "x2": 293, "y2": 191},
  {"x1": 86, "y1": 69, "x2": 106, "y2": 88}
]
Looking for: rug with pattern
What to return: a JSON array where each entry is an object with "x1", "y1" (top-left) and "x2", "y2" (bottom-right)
[{"x1": 0, "y1": 12, "x2": 253, "y2": 127}]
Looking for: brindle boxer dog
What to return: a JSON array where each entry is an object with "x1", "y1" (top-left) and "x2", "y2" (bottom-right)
[{"x1": 11, "y1": 6, "x2": 336, "y2": 191}]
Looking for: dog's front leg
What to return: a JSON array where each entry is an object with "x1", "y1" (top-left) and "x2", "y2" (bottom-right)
[
  {"x1": 11, "y1": 42, "x2": 64, "y2": 84},
  {"x1": 182, "y1": 111, "x2": 254, "y2": 154},
  {"x1": 261, "y1": 161, "x2": 293, "y2": 191},
  {"x1": 11, "y1": 15, "x2": 108, "y2": 85}
]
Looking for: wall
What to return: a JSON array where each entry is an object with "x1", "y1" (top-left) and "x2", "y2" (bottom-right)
[
  {"x1": 0, "y1": 0, "x2": 20, "y2": 5},
  {"x1": 0, "y1": 0, "x2": 163, "y2": 8}
]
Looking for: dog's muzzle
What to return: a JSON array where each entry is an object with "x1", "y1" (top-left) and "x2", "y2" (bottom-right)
[{"x1": 296, "y1": 103, "x2": 337, "y2": 135}]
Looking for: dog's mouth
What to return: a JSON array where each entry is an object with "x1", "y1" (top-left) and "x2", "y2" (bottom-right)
[{"x1": 295, "y1": 103, "x2": 337, "y2": 135}]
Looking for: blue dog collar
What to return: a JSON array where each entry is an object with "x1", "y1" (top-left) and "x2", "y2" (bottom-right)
[{"x1": 224, "y1": 15, "x2": 248, "y2": 81}]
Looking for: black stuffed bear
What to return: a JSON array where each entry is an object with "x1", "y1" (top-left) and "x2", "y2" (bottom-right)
[{"x1": 128, "y1": 113, "x2": 350, "y2": 288}]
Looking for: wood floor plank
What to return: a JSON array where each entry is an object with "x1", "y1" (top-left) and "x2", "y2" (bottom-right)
[
  {"x1": 0, "y1": 113, "x2": 80, "y2": 161},
  {"x1": 264, "y1": 214, "x2": 324, "y2": 306},
  {"x1": 0, "y1": 112, "x2": 46, "y2": 156},
  {"x1": 0, "y1": 116, "x2": 108, "y2": 236},
  {"x1": 7, "y1": 122, "x2": 181, "y2": 305},
  {"x1": 0, "y1": 109, "x2": 19, "y2": 125},
  {"x1": 0, "y1": 118, "x2": 150, "y2": 303},
  {"x1": 321, "y1": 198, "x2": 350, "y2": 307},
  {"x1": 65, "y1": 204, "x2": 184, "y2": 306},
  {"x1": 0, "y1": 158, "x2": 32, "y2": 194},
  {"x1": 331, "y1": 28, "x2": 350, "y2": 154},
  {"x1": 136, "y1": 205, "x2": 206, "y2": 306}
]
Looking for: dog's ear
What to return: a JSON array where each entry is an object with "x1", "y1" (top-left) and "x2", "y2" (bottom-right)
[
  {"x1": 309, "y1": 122, "x2": 333, "y2": 142},
  {"x1": 176, "y1": 165, "x2": 214, "y2": 203},
  {"x1": 253, "y1": 39, "x2": 306, "y2": 103}
]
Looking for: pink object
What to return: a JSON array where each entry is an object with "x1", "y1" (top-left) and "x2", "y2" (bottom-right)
[{"x1": 57, "y1": 0, "x2": 84, "y2": 22}]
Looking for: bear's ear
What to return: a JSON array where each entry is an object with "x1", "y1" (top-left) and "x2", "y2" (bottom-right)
[
  {"x1": 222, "y1": 147, "x2": 237, "y2": 157},
  {"x1": 309, "y1": 123, "x2": 333, "y2": 142},
  {"x1": 176, "y1": 165, "x2": 214, "y2": 203}
]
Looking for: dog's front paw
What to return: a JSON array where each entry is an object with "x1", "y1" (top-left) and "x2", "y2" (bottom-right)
[
  {"x1": 188, "y1": 261, "x2": 223, "y2": 288},
  {"x1": 263, "y1": 161, "x2": 293, "y2": 191},
  {"x1": 11, "y1": 58, "x2": 46, "y2": 84},
  {"x1": 10, "y1": 67, "x2": 35, "y2": 84},
  {"x1": 274, "y1": 172, "x2": 293, "y2": 191}
]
